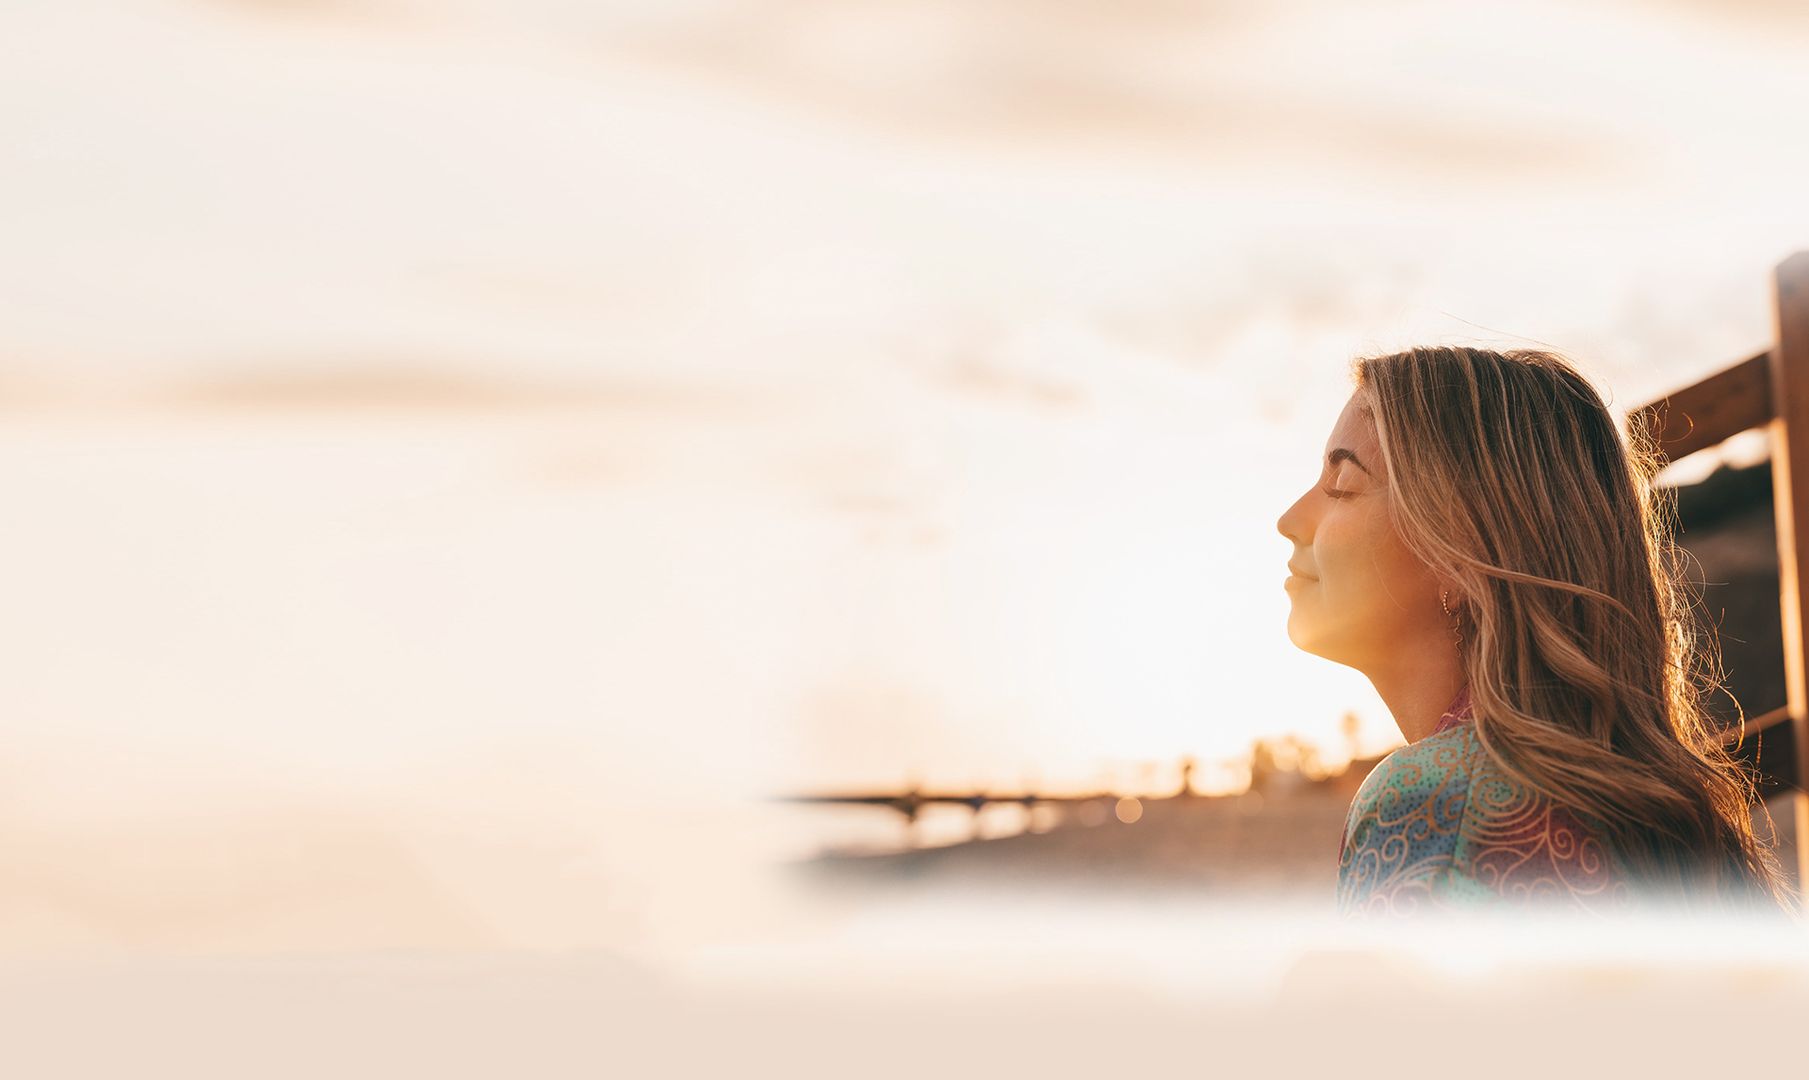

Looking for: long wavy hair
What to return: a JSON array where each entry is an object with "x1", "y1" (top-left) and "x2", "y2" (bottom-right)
[{"x1": 1353, "y1": 345, "x2": 1799, "y2": 918}]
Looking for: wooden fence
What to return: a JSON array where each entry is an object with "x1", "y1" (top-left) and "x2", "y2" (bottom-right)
[{"x1": 1628, "y1": 251, "x2": 1809, "y2": 892}]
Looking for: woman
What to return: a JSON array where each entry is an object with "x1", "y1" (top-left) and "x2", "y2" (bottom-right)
[{"x1": 1275, "y1": 345, "x2": 1799, "y2": 920}]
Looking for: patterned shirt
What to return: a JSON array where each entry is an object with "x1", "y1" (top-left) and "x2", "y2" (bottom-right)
[{"x1": 1336, "y1": 683, "x2": 1636, "y2": 918}]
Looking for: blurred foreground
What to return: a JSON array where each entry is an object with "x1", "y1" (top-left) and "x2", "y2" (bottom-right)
[{"x1": 4, "y1": 891, "x2": 1804, "y2": 1078}]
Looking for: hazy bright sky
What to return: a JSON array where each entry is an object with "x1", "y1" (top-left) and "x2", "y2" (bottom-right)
[{"x1": 1, "y1": 0, "x2": 1807, "y2": 956}]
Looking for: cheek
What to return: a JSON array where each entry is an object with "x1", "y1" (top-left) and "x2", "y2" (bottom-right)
[
  {"x1": 1316, "y1": 514, "x2": 1373, "y2": 578},
  {"x1": 1318, "y1": 511, "x2": 1404, "y2": 594}
]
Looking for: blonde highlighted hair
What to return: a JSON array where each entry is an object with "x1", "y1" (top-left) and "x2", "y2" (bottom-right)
[{"x1": 1353, "y1": 345, "x2": 1798, "y2": 917}]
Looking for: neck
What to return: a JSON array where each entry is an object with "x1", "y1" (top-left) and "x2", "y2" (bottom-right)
[{"x1": 1364, "y1": 646, "x2": 1466, "y2": 744}]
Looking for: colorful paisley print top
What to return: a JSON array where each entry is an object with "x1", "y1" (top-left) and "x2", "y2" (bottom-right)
[{"x1": 1337, "y1": 684, "x2": 1636, "y2": 918}]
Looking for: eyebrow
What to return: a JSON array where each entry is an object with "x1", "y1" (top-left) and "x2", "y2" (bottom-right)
[{"x1": 1327, "y1": 448, "x2": 1372, "y2": 476}]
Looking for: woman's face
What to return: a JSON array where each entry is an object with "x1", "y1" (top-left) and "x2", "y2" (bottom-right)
[{"x1": 1275, "y1": 392, "x2": 1447, "y2": 671}]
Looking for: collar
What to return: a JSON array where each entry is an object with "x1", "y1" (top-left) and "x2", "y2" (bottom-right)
[{"x1": 1429, "y1": 682, "x2": 1474, "y2": 737}]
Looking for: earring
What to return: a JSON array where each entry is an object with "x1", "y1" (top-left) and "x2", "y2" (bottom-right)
[{"x1": 1440, "y1": 589, "x2": 1463, "y2": 647}]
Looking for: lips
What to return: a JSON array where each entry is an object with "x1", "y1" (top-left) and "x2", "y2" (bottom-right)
[{"x1": 1288, "y1": 565, "x2": 1318, "y2": 580}]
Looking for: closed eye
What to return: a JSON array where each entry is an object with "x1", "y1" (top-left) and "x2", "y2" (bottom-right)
[{"x1": 1321, "y1": 486, "x2": 1354, "y2": 500}]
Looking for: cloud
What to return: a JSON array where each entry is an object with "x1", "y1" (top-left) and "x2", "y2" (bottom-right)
[
  {"x1": 597, "y1": 0, "x2": 1632, "y2": 184},
  {"x1": 1646, "y1": 0, "x2": 1809, "y2": 33},
  {"x1": 931, "y1": 354, "x2": 1089, "y2": 412},
  {"x1": 147, "y1": 366, "x2": 765, "y2": 417}
]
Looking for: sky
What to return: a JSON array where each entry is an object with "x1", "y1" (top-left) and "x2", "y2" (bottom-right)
[{"x1": 0, "y1": 0, "x2": 1806, "y2": 959}]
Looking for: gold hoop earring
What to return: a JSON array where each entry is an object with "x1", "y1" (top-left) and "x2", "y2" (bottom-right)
[{"x1": 1440, "y1": 589, "x2": 1463, "y2": 647}]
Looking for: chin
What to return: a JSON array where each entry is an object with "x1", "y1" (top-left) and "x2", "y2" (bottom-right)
[{"x1": 1286, "y1": 621, "x2": 1351, "y2": 666}]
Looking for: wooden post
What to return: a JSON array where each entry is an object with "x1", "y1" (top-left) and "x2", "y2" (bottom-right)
[{"x1": 1766, "y1": 251, "x2": 1809, "y2": 892}]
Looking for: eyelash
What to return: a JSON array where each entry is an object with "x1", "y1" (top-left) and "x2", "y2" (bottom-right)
[{"x1": 1321, "y1": 486, "x2": 1353, "y2": 500}]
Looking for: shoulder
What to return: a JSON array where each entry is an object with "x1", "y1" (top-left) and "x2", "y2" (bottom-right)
[
  {"x1": 1338, "y1": 723, "x2": 1633, "y2": 916},
  {"x1": 1445, "y1": 733, "x2": 1633, "y2": 910},
  {"x1": 1343, "y1": 724, "x2": 1483, "y2": 840},
  {"x1": 1336, "y1": 726, "x2": 1481, "y2": 916}
]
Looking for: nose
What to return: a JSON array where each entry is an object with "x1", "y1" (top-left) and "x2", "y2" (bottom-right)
[{"x1": 1277, "y1": 486, "x2": 1310, "y2": 545}]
